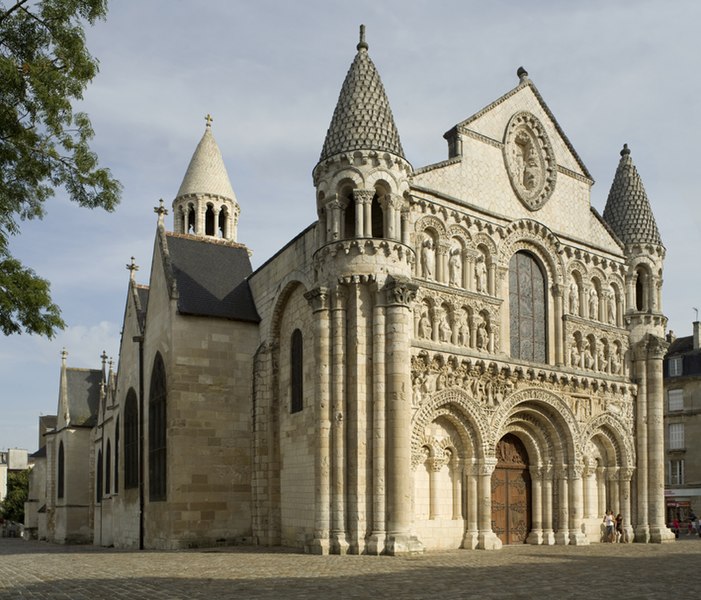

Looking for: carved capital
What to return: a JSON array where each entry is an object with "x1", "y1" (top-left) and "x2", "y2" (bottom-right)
[
  {"x1": 384, "y1": 276, "x2": 418, "y2": 307},
  {"x1": 304, "y1": 287, "x2": 330, "y2": 312},
  {"x1": 646, "y1": 334, "x2": 669, "y2": 360},
  {"x1": 619, "y1": 467, "x2": 635, "y2": 481},
  {"x1": 479, "y1": 458, "x2": 498, "y2": 476},
  {"x1": 352, "y1": 188, "x2": 375, "y2": 206},
  {"x1": 331, "y1": 285, "x2": 348, "y2": 309}
]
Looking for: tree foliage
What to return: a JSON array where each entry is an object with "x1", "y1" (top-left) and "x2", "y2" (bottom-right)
[
  {"x1": 1, "y1": 468, "x2": 30, "y2": 523},
  {"x1": 0, "y1": 0, "x2": 121, "y2": 337}
]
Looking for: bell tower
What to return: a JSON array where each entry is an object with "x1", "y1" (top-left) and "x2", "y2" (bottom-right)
[{"x1": 172, "y1": 115, "x2": 240, "y2": 241}]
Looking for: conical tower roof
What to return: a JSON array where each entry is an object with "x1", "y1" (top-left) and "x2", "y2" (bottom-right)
[
  {"x1": 319, "y1": 25, "x2": 404, "y2": 162},
  {"x1": 603, "y1": 144, "x2": 662, "y2": 247},
  {"x1": 176, "y1": 118, "x2": 236, "y2": 201}
]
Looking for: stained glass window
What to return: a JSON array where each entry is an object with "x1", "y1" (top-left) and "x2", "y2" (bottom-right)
[{"x1": 509, "y1": 251, "x2": 547, "y2": 363}]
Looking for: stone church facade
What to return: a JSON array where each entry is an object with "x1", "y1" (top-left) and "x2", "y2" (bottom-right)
[{"x1": 29, "y1": 27, "x2": 673, "y2": 554}]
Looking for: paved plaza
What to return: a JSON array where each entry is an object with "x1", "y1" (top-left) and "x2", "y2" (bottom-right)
[{"x1": 2, "y1": 536, "x2": 700, "y2": 599}]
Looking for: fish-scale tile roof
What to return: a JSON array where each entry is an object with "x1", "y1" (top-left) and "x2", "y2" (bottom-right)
[
  {"x1": 602, "y1": 144, "x2": 662, "y2": 247},
  {"x1": 176, "y1": 122, "x2": 237, "y2": 201},
  {"x1": 319, "y1": 30, "x2": 404, "y2": 162}
]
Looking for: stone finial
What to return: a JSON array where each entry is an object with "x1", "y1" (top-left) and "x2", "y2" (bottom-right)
[
  {"x1": 154, "y1": 198, "x2": 168, "y2": 225},
  {"x1": 100, "y1": 350, "x2": 108, "y2": 369},
  {"x1": 620, "y1": 143, "x2": 631, "y2": 157},
  {"x1": 61, "y1": 347, "x2": 68, "y2": 364},
  {"x1": 127, "y1": 256, "x2": 139, "y2": 281},
  {"x1": 357, "y1": 24, "x2": 368, "y2": 51},
  {"x1": 205, "y1": 113, "x2": 213, "y2": 128},
  {"x1": 517, "y1": 66, "x2": 529, "y2": 83}
]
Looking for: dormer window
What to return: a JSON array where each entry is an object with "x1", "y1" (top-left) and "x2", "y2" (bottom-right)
[{"x1": 668, "y1": 356, "x2": 682, "y2": 377}]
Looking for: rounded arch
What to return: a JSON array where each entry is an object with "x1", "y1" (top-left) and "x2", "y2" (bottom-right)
[
  {"x1": 148, "y1": 351, "x2": 167, "y2": 502},
  {"x1": 411, "y1": 388, "x2": 488, "y2": 467},
  {"x1": 580, "y1": 413, "x2": 634, "y2": 468},
  {"x1": 498, "y1": 219, "x2": 564, "y2": 284},
  {"x1": 489, "y1": 388, "x2": 580, "y2": 465},
  {"x1": 269, "y1": 277, "x2": 313, "y2": 344}
]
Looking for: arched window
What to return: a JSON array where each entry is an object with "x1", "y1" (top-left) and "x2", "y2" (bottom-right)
[
  {"x1": 105, "y1": 439, "x2": 111, "y2": 495},
  {"x1": 124, "y1": 389, "x2": 139, "y2": 489},
  {"x1": 509, "y1": 251, "x2": 547, "y2": 363},
  {"x1": 115, "y1": 417, "x2": 120, "y2": 493},
  {"x1": 291, "y1": 329, "x2": 303, "y2": 413},
  {"x1": 149, "y1": 353, "x2": 167, "y2": 501},
  {"x1": 371, "y1": 193, "x2": 383, "y2": 237},
  {"x1": 57, "y1": 441, "x2": 65, "y2": 499},
  {"x1": 343, "y1": 191, "x2": 355, "y2": 239},
  {"x1": 186, "y1": 204, "x2": 196, "y2": 234},
  {"x1": 205, "y1": 204, "x2": 215, "y2": 236},
  {"x1": 96, "y1": 449, "x2": 103, "y2": 504}
]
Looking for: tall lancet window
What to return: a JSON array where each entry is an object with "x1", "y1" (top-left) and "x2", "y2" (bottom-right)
[
  {"x1": 509, "y1": 251, "x2": 547, "y2": 363},
  {"x1": 57, "y1": 441, "x2": 65, "y2": 499},
  {"x1": 149, "y1": 352, "x2": 167, "y2": 501},
  {"x1": 291, "y1": 329, "x2": 303, "y2": 413}
]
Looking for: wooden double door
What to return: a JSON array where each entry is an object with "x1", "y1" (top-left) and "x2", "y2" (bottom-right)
[{"x1": 491, "y1": 434, "x2": 531, "y2": 544}]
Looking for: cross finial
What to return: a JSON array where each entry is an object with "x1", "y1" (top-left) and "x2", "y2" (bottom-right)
[
  {"x1": 100, "y1": 350, "x2": 108, "y2": 367},
  {"x1": 154, "y1": 198, "x2": 168, "y2": 226},
  {"x1": 205, "y1": 113, "x2": 213, "y2": 128},
  {"x1": 108, "y1": 357, "x2": 114, "y2": 373},
  {"x1": 357, "y1": 24, "x2": 368, "y2": 51},
  {"x1": 127, "y1": 256, "x2": 139, "y2": 281},
  {"x1": 61, "y1": 347, "x2": 68, "y2": 364}
]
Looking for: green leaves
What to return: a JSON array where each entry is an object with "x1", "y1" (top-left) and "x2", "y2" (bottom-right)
[
  {"x1": 0, "y1": 1, "x2": 121, "y2": 337},
  {"x1": 0, "y1": 468, "x2": 30, "y2": 523}
]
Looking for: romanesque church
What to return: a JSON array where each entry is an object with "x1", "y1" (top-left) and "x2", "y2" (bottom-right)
[{"x1": 25, "y1": 26, "x2": 673, "y2": 553}]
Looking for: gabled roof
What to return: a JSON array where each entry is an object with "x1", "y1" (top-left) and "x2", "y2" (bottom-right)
[
  {"x1": 134, "y1": 284, "x2": 149, "y2": 333},
  {"x1": 63, "y1": 368, "x2": 101, "y2": 427},
  {"x1": 449, "y1": 71, "x2": 593, "y2": 182},
  {"x1": 165, "y1": 232, "x2": 259, "y2": 322},
  {"x1": 176, "y1": 122, "x2": 236, "y2": 201},
  {"x1": 602, "y1": 145, "x2": 663, "y2": 247},
  {"x1": 667, "y1": 335, "x2": 694, "y2": 356},
  {"x1": 319, "y1": 26, "x2": 404, "y2": 162}
]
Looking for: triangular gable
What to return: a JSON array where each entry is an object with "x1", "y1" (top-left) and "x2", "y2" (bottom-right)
[{"x1": 450, "y1": 77, "x2": 592, "y2": 182}]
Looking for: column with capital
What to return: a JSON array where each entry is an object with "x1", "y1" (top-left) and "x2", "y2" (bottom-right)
[
  {"x1": 554, "y1": 467, "x2": 570, "y2": 545},
  {"x1": 384, "y1": 277, "x2": 424, "y2": 555},
  {"x1": 477, "y1": 458, "x2": 502, "y2": 550},
  {"x1": 428, "y1": 457, "x2": 442, "y2": 520},
  {"x1": 353, "y1": 189, "x2": 373, "y2": 238},
  {"x1": 305, "y1": 287, "x2": 331, "y2": 554},
  {"x1": 568, "y1": 464, "x2": 588, "y2": 545},
  {"x1": 367, "y1": 287, "x2": 386, "y2": 555},
  {"x1": 619, "y1": 467, "x2": 635, "y2": 542},
  {"x1": 462, "y1": 462, "x2": 479, "y2": 549},
  {"x1": 646, "y1": 336, "x2": 675, "y2": 542},
  {"x1": 326, "y1": 195, "x2": 343, "y2": 242},
  {"x1": 330, "y1": 285, "x2": 349, "y2": 554},
  {"x1": 552, "y1": 284, "x2": 564, "y2": 366},
  {"x1": 633, "y1": 340, "x2": 650, "y2": 542},
  {"x1": 526, "y1": 466, "x2": 543, "y2": 545},
  {"x1": 436, "y1": 241, "x2": 450, "y2": 284},
  {"x1": 541, "y1": 465, "x2": 555, "y2": 545}
]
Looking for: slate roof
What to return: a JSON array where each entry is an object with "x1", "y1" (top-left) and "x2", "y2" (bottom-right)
[
  {"x1": 602, "y1": 145, "x2": 662, "y2": 247},
  {"x1": 135, "y1": 285, "x2": 149, "y2": 332},
  {"x1": 176, "y1": 124, "x2": 237, "y2": 201},
  {"x1": 319, "y1": 29, "x2": 404, "y2": 162},
  {"x1": 166, "y1": 233, "x2": 259, "y2": 322},
  {"x1": 65, "y1": 368, "x2": 101, "y2": 427}
]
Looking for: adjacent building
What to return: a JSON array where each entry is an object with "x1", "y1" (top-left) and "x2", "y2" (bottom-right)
[
  {"x1": 27, "y1": 27, "x2": 673, "y2": 553},
  {"x1": 664, "y1": 322, "x2": 701, "y2": 523}
]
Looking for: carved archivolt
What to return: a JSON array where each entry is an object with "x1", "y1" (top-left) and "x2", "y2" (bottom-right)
[
  {"x1": 497, "y1": 219, "x2": 564, "y2": 283},
  {"x1": 580, "y1": 413, "x2": 635, "y2": 468}
]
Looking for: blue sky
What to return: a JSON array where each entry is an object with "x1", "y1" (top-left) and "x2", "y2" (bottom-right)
[{"x1": 2, "y1": 0, "x2": 700, "y2": 452}]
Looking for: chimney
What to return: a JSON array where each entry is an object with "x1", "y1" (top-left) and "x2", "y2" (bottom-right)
[{"x1": 694, "y1": 321, "x2": 700, "y2": 351}]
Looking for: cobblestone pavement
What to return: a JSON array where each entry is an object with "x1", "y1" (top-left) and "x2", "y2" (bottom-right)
[{"x1": 2, "y1": 536, "x2": 701, "y2": 599}]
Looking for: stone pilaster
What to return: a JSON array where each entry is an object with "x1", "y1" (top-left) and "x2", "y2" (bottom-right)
[
  {"x1": 462, "y1": 462, "x2": 479, "y2": 549},
  {"x1": 526, "y1": 466, "x2": 543, "y2": 545},
  {"x1": 383, "y1": 277, "x2": 424, "y2": 556},
  {"x1": 568, "y1": 464, "x2": 588, "y2": 545},
  {"x1": 477, "y1": 458, "x2": 502, "y2": 550},
  {"x1": 633, "y1": 339, "x2": 650, "y2": 543},
  {"x1": 305, "y1": 287, "x2": 331, "y2": 554},
  {"x1": 554, "y1": 467, "x2": 570, "y2": 545},
  {"x1": 541, "y1": 466, "x2": 555, "y2": 545}
]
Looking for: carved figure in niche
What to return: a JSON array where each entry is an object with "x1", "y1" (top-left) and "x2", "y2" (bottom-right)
[
  {"x1": 449, "y1": 247, "x2": 462, "y2": 287},
  {"x1": 607, "y1": 293, "x2": 616, "y2": 325},
  {"x1": 418, "y1": 308, "x2": 432, "y2": 340},
  {"x1": 412, "y1": 372, "x2": 426, "y2": 407},
  {"x1": 477, "y1": 317, "x2": 490, "y2": 352},
  {"x1": 421, "y1": 238, "x2": 435, "y2": 280},
  {"x1": 457, "y1": 310, "x2": 470, "y2": 346},
  {"x1": 475, "y1": 255, "x2": 488, "y2": 293},
  {"x1": 611, "y1": 345, "x2": 622, "y2": 375},
  {"x1": 597, "y1": 342, "x2": 607, "y2": 373},
  {"x1": 570, "y1": 336, "x2": 581, "y2": 367},
  {"x1": 523, "y1": 144, "x2": 541, "y2": 190},
  {"x1": 568, "y1": 281, "x2": 579, "y2": 315},
  {"x1": 589, "y1": 288, "x2": 599, "y2": 320},
  {"x1": 582, "y1": 338, "x2": 594, "y2": 369},
  {"x1": 439, "y1": 311, "x2": 452, "y2": 343}
]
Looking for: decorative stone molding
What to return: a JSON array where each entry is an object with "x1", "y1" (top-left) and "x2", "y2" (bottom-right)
[
  {"x1": 384, "y1": 276, "x2": 418, "y2": 307},
  {"x1": 304, "y1": 287, "x2": 330, "y2": 312}
]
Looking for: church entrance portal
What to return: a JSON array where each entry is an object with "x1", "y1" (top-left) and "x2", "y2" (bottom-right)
[{"x1": 492, "y1": 434, "x2": 531, "y2": 544}]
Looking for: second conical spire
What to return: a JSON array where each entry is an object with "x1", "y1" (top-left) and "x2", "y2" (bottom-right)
[{"x1": 319, "y1": 25, "x2": 405, "y2": 162}]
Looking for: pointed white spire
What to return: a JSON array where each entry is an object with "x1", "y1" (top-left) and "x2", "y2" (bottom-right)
[{"x1": 176, "y1": 115, "x2": 236, "y2": 201}]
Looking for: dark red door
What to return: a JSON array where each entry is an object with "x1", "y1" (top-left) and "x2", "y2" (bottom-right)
[{"x1": 492, "y1": 434, "x2": 531, "y2": 544}]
